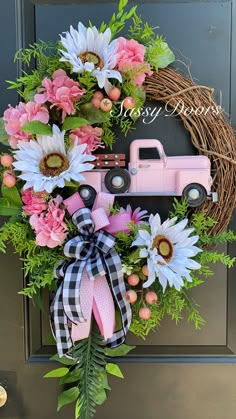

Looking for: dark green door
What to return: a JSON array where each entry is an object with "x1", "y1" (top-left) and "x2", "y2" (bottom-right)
[{"x1": 0, "y1": 1, "x2": 236, "y2": 418}]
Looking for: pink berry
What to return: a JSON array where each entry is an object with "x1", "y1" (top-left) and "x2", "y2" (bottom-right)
[
  {"x1": 100, "y1": 98, "x2": 113, "y2": 112},
  {"x1": 125, "y1": 290, "x2": 137, "y2": 304},
  {"x1": 139, "y1": 307, "x2": 151, "y2": 320},
  {"x1": 3, "y1": 174, "x2": 16, "y2": 188},
  {"x1": 108, "y1": 87, "x2": 121, "y2": 101},
  {"x1": 127, "y1": 274, "x2": 140, "y2": 286},
  {"x1": 93, "y1": 91, "x2": 104, "y2": 100},
  {"x1": 141, "y1": 265, "x2": 149, "y2": 277},
  {"x1": 91, "y1": 97, "x2": 101, "y2": 109},
  {"x1": 123, "y1": 96, "x2": 135, "y2": 110},
  {"x1": 145, "y1": 291, "x2": 158, "y2": 305},
  {"x1": 1, "y1": 154, "x2": 13, "y2": 167}
]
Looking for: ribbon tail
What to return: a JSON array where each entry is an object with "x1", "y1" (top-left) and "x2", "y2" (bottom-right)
[
  {"x1": 71, "y1": 270, "x2": 94, "y2": 343},
  {"x1": 93, "y1": 275, "x2": 115, "y2": 340},
  {"x1": 104, "y1": 249, "x2": 132, "y2": 347},
  {"x1": 62, "y1": 260, "x2": 86, "y2": 324},
  {"x1": 50, "y1": 282, "x2": 73, "y2": 357}
]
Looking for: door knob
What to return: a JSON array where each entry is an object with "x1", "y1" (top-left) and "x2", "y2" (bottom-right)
[{"x1": 0, "y1": 385, "x2": 7, "y2": 407}]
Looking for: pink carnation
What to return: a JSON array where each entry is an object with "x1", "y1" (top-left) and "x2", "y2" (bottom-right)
[
  {"x1": 70, "y1": 125, "x2": 104, "y2": 154},
  {"x1": 3, "y1": 102, "x2": 49, "y2": 149},
  {"x1": 35, "y1": 69, "x2": 85, "y2": 121},
  {"x1": 30, "y1": 196, "x2": 68, "y2": 248},
  {"x1": 116, "y1": 37, "x2": 153, "y2": 86},
  {"x1": 21, "y1": 188, "x2": 48, "y2": 215}
]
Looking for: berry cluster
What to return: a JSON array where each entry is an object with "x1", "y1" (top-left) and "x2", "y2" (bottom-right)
[
  {"x1": 125, "y1": 266, "x2": 158, "y2": 321},
  {"x1": 1, "y1": 154, "x2": 16, "y2": 187},
  {"x1": 91, "y1": 88, "x2": 135, "y2": 112}
]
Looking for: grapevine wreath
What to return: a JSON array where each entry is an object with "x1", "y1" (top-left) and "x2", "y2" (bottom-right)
[{"x1": 0, "y1": 1, "x2": 236, "y2": 417}]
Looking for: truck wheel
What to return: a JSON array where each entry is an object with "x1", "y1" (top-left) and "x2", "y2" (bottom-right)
[
  {"x1": 104, "y1": 168, "x2": 131, "y2": 194},
  {"x1": 78, "y1": 185, "x2": 97, "y2": 207},
  {"x1": 182, "y1": 183, "x2": 207, "y2": 207}
]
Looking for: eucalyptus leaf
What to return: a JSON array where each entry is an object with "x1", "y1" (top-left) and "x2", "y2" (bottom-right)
[
  {"x1": 0, "y1": 198, "x2": 20, "y2": 216},
  {"x1": 104, "y1": 344, "x2": 135, "y2": 357},
  {"x1": 78, "y1": 103, "x2": 108, "y2": 124},
  {"x1": 44, "y1": 367, "x2": 69, "y2": 378},
  {"x1": 1, "y1": 185, "x2": 22, "y2": 208},
  {"x1": 60, "y1": 368, "x2": 81, "y2": 384},
  {"x1": 57, "y1": 387, "x2": 79, "y2": 412},
  {"x1": 106, "y1": 363, "x2": 124, "y2": 378},
  {"x1": 21, "y1": 120, "x2": 52, "y2": 135},
  {"x1": 94, "y1": 388, "x2": 107, "y2": 406},
  {"x1": 62, "y1": 117, "x2": 88, "y2": 131},
  {"x1": 0, "y1": 118, "x2": 9, "y2": 146},
  {"x1": 50, "y1": 353, "x2": 77, "y2": 366}
]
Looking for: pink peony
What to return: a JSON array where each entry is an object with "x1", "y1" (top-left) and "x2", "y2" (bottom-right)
[
  {"x1": 116, "y1": 37, "x2": 153, "y2": 86},
  {"x1": 21, "y1": 188, "x2": 48, "y2": 215},
  {"x1": 3, "y1": 102, "x2": 49, "y2": 149},
  {"x1": 34, "y1": 69, "x2": 85, "y2": 121},
  {"x1": 30, "y1": 196, "x2": 68, "y2": 248},
  {"x1": 70, "y1": 125, "x2": 104, "y2": 154}
]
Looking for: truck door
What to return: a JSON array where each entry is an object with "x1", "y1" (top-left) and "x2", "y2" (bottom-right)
[{"x1": 136, "y1": 147, "x2": 165, "y2": 193}]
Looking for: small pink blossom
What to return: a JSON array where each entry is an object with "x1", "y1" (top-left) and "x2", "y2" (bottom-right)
[
  {"x1": 34, "y1": 69, "x2": 85, "y2": 121},
  {"x1": 120, "y1": 205, "x2": 148, "y2": 228},
  {"x1": 3, "y1": 102, "x2": 49, "y2": 149},
  {"x1": 21, "y1": 188, "x2": 48, "y2": 215},
  {"x1": 116, "y1": 37, "x2": 153, "y2": 86},
  {"x1": 30, "y1": 196, "x2": 68, "y2": 248},
  {"x1": 70, "y1": 125, "x2": 104, "y2": 154}
]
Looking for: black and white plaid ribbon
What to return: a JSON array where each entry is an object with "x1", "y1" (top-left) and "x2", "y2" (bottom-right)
[{"x1": 50, "y1": 207, "x2": 132, "y2": 357}]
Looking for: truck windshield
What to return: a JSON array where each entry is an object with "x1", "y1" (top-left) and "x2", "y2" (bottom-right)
[{"x1": 139, "y1": 147, "x2": 160, "y2": 160}]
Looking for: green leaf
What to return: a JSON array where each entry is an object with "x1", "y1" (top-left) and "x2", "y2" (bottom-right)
[
  {"x1": 57, "y1": 387, "x2": 79, "y2": 412},
  {"x1": 1, "y1": 185, "x2": 22, "y2": 208},
  {"x1": 106, "y1": 363, "x2": 124, "y2": 378},
  {"x1": 0, "y1": 118, "x2": 9, "y2": 146},
  {"x1": 62, "y1": 117, "x2": 88, "y2": 131},
  {"x1": 21, "y1": 120, "x2": 52, "y2": 135},
  {"x1": 50, "y1": 353, "x2": 77, "y2": 366},
  {"x1": 44, "y1": 367, "x2": 69, "y2": 378},
  {"x1": 60, "y1": 368, "x2": 81, "y2": 384},
  {"x1": 75, "y1": 399, "x2": 81, "y2": 419},
  {"x1": 146, "y1": 37, "x2": 175, "y2": 70},
  {"x1": 0, "y1": 198, "x2": 20, "y2": 216},
  {"x1": 78, "y1": 103, "x2": 108, "y2": 124},
  {"x1": 105, "y1": 344, "x2": 135, "y2": 357},
  {"x1": 94, "y1": 388, "x2": 107, "y2": 406}
]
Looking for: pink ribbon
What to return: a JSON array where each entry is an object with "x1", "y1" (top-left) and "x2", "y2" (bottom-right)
[{"x1": 64, "y1": 192, "x2": 132, "y2": 343}]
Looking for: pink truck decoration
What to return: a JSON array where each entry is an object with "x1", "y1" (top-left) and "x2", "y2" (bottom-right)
[{"x1": 79, "y1": 139, "x2": 218, "y2": 207}]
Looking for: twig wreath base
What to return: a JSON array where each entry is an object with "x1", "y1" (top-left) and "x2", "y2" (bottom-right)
[{"x1": 145, "y1": 67, "x2": 236, "y2": 235}]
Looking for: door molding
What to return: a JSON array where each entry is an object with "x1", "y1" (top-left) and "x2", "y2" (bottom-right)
[{"x1": 17, "y1": 0, "x2": 236, "y2": 364}]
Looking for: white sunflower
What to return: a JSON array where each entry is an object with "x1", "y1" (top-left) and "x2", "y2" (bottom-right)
[
  {"x1": 132, "y1": 214, "x2": 202, "y2": 292},
  {"x1": 13, "y1": 125, "x2": 95, "y2": 193},
  {"x1": 59, "y1": 22, "x2": 122, "y2": 89}
]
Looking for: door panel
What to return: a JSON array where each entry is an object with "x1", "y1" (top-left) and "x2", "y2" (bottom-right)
[{"x1": 0, "y1": 1, "x2": 236, "y2": 418}]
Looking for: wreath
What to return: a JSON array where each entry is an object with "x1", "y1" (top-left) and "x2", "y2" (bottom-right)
[{"x1": 0, "y1": 1, "x2": 235, "y2": 417}]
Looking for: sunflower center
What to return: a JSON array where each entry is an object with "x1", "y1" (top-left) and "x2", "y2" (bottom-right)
[
  {"x1": 79, "y1": 51, "x2": 104, "y2": 68},
  {"x1": 151, "y1": 235, "x2": 173, "y2": 263},
  {"x1": 39, "y1": 153, "x2": 69, "y2": 177}
]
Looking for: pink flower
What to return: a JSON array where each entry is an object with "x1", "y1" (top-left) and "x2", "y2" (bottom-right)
[
  {"x1": 30, "y1": 196, "x2": 68, "y2": 248},
  {"x1": 116, "y1": 37, "x2": 153, "y2": 86},
  {"x1": 70, "y1": 125, "x2": 104, "y2": 154},
  {"x1": 34, "y1": 69, "x2": 85, "y2": 121},
  {"x1": 120, "y1": 205, "x2": 148, "y2": 226},
  {"x1": 3, "y1": 102, "x2": 49, "y2": 149},
  {"x1": 21, "y1": 188, "x2": 48, "y2": 215}
]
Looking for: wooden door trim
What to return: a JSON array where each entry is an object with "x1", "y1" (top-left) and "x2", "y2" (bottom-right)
[{"x1": 18, "y1": 0, "x2": 236, "y2": 363}]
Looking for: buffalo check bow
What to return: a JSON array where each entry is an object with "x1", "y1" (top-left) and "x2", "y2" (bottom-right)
[{"x1": 50, "y1": 193, "x2": 132, "y2": 357}]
